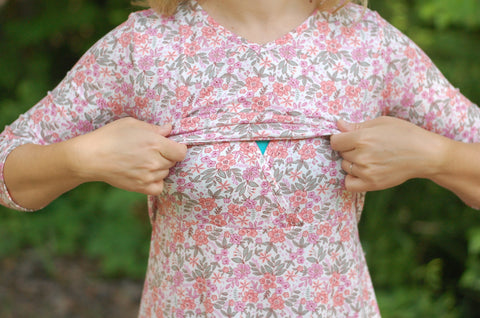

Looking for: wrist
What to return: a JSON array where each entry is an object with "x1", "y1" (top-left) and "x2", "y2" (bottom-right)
[
  {"x1": 422, "y1": 133, "x2": 455, "y2": 182},
  {"x1": 63, "y1": 135, "x2": 97, "y2": 184}
]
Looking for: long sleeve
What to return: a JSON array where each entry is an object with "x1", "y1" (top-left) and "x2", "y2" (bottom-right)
[
  {"x1": 0, "y1": 14, "x2": 139, "y2": 210},
  {"x1": 377, "y1": 13, "x2": 480, "y2": 143}
]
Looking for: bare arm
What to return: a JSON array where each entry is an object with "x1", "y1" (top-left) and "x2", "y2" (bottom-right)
[
  {"x1": 0, "y1": 14, "x2": 191, "y2": 210},
  {"x1": 4, "y1": 141, "x2": 84, "y2": 210},
  {"x1": 3, "y1": 118, "x2": 187, "y2": 210},
  {"x1": 329, "y1": 13, "x2": 480, "y2": 208},
  {"x1": 430, "y1": 138, "x2": 480, "y2": 209},
  {"x1": 330, "y1": 117, "x2": 480, "y2": 209}
]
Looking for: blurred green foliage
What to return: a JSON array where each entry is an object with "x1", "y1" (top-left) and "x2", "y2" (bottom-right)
[
  {"x1": 362, "y1": 1, "x2": 480, "y2": 317},
  {"x1": 0, "y1": 0, "x2": 479, "y2": 316},
  {"x1": 0, "y1": 0, "x2": 149, "y2": 279}
]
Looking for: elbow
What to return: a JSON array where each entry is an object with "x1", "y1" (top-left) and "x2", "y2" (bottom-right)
[
  {"x1": 0, "y1": 182, "x2": 38, "y2": 212},
  {"x1": 460, "y1": 187, "x2": 480, "y2": 211},
  {"x1": 0, "y1": 199, "x2": 37, "y2": 212},
  {"x1": 465, "y1": 201, "x2": 480, "y2": 211}
]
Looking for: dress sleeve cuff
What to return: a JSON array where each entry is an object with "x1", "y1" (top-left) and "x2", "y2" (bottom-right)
[{"x1": 0, "y1": 145, "x2": 35, "y2": 212}]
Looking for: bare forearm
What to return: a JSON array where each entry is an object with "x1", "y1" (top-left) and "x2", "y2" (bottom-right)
[
  {"x1": 428, "y1": 139, "x2": 480, "y2": 209},
  {"x1": 3, "y1": 141, "x2": 85, "y2": 210},
  {"x1": 2, "y1": 118, "x2": 187, "y2": 211},
  {"x1": 331, "y1": 117, "x2": 480, "y2": 209}
]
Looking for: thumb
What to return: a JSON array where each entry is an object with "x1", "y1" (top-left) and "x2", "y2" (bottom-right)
[
  {"x1": 153, "y1": 123, "x2": 173, "y2": 136},
  {"x1": 337, "y1": 119, "x2": 360, "y2": 133}
]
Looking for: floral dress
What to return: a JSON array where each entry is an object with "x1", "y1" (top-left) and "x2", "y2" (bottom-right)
[{"x1": 1, "y1": 1, "x2": 480, "y2": 317}]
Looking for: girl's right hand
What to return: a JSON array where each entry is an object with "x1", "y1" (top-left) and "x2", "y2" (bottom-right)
[{"x1": 70, "y1": 117, "x2": 187, "y2": 195}]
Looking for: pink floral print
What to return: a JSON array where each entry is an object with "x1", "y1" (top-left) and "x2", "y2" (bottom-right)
[{"x1": 1, "y1": 1, "x2": 480, "y2": 317}]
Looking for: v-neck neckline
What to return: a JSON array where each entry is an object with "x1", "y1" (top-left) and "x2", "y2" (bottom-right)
[{"x1": 191, "y1": 0, "x2": 319, "y2": 52}]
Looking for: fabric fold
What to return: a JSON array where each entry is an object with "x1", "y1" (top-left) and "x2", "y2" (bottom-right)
[{"x1": 167, "y1": 110, "x2": 341, "y2": 145}]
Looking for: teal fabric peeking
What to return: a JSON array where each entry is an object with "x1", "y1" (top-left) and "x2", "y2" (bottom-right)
[{"x1": 255, "y1": 140, "x2": 270, "y2": 154}]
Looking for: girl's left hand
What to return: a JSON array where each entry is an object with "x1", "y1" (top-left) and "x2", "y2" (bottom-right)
[{"x1": 330, "y1": 116, "x2": 447, "y2": 192}]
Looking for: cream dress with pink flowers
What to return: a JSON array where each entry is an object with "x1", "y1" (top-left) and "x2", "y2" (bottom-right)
[{"x1": 1, "y1": 1, "x2": 480, "y2": 317}]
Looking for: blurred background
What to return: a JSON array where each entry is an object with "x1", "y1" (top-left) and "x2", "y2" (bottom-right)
[{"x1": 0, "y1": 0, "x2": 479, "y2": 317}]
